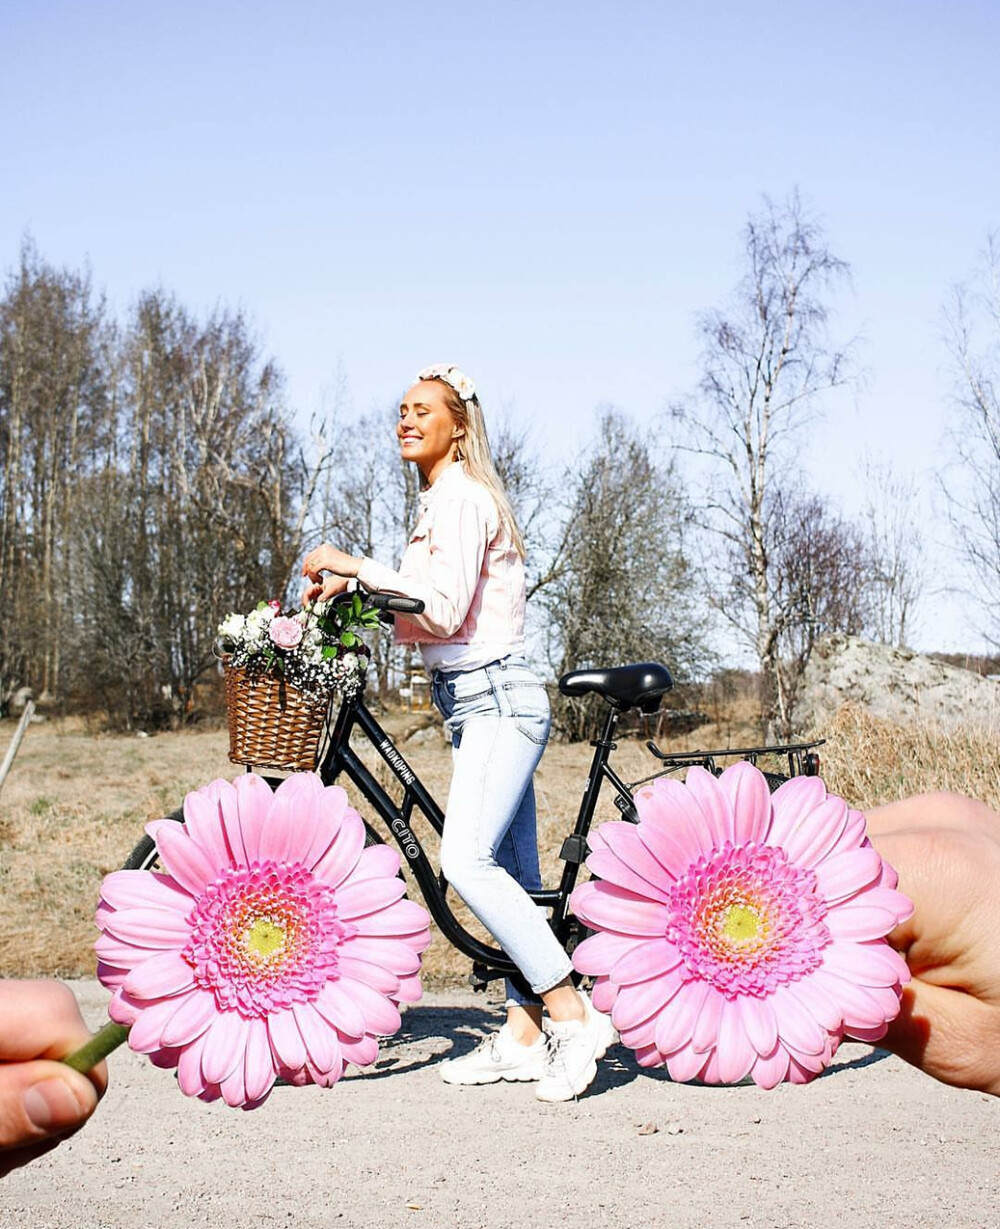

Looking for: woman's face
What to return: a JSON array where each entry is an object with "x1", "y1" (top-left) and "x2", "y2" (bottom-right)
[{"x1": 397, "y1": 381, "x2": 461, "y2": 480}]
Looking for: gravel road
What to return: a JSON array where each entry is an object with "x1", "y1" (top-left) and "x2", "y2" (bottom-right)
[{"x1": 1, "y1": 980, "x2": 997, "y2": 1229}]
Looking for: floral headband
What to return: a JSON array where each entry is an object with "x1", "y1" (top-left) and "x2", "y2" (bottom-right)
[{"x1": 416, "y1": 363, "x2": 477, "y2": 402}]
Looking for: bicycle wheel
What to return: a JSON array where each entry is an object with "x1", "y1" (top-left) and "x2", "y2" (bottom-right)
[
  {"x1": 122, "y1": 805, "x2": 386, "y2": 871},
  {"x1": 123, "y1": 807, "x2": 183, "y2": 870}
]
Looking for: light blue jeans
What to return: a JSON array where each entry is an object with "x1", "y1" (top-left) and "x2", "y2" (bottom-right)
[{"x1": 431, "y1": 656, "x2": 573, "y2": 1006}]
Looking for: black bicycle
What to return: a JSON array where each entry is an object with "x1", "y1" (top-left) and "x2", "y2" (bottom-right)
[{"x1": 124, "y1": 590, "x2": 823, "y2": 997}]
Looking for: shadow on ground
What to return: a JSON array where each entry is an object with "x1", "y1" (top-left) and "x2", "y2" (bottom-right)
[{"x1": 352, "y1": 1001, "x2": 889, "y2": 1093}]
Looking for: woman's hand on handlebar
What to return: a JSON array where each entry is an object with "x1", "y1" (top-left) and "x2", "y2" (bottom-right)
[
  {"x1": 301, "y1": 544, "x2": 361, "y2": 605},
  {"x1": 302, "y1": 574, "x2": 351, "y2": 605}
]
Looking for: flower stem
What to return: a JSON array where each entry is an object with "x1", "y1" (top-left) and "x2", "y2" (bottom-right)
[{"x1": 62, "y1": 1022, "x2": 130, "y2": 1073}]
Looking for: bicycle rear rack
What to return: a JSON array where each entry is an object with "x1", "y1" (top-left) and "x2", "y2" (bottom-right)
[{"x1": 638, "y1": 737, "x2": 825, "y2": 785}]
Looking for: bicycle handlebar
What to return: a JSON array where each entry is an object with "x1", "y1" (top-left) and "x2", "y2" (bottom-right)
[
  {"x1": 366, "y1": 591, "x2": 425, "y2": 615},
  {"x1": 328, "y1": 588, "x2": 425, "y2": 616}
]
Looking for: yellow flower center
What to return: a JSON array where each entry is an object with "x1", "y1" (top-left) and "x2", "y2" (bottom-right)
[
  {"x1": 722, "y1": 903, "x2": 763, "y2": 945},
  {"x1": 244, "y1": 917, "x2": 288, "y2": 963},
  {"x1": 697, "y1": 889, "x2": 771, "y2": 961},
  {"x1": 668, "y1": 843, "x2": 831, "y2": 996}
]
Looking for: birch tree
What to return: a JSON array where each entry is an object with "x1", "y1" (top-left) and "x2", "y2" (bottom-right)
[
  {"x1": 674, "y1": 194, "x2": 853, "y2": 735},
  {"x1": 940, "y1": 232, "x2": 1000, "y2": 641},
  {"x1": 544, "y1": 409, "x2": 710, "y2": 741},
  {"x1": 859, "y1": 454, "x2": 923, "y2": 647},
  {"x1": 67, "y1": 290, "x2": 311, "y2": 726},
  {"x1": 0, "y1": 240, "x2": 110, "y2": 706}
]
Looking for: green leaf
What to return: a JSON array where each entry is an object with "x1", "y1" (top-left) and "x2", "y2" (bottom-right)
[
  {"x1": 340, "y1": 630, "x2": 357, "y2": 647},
  {"x1": 322, "y1": 646, "x2": 337, "y2": 659}
]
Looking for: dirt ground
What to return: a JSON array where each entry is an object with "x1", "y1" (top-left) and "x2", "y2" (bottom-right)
[{"x1": 1, "y1": 979, "x2": 997, "y2": 1229}]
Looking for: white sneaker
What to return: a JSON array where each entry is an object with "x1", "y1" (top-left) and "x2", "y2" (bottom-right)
[
  {"x1": 439, "y1": 1024, "x2": 548, "y2": 1085},
  {"x1": 535, "y1": 994, "x2": 617, "y2": 1103}
]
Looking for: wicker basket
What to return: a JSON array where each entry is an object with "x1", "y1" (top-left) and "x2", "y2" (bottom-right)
[{"x1": 225, "y1": 664, "x2": 332, "y2": 772}]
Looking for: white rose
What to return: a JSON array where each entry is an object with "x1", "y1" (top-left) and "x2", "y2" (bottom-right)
[
  {"x1": 218, "y1": 613, "x2": 246, "y2": 639},
  {"x1": 247, "y1": 607, "x2": 274, "y2": 633}
]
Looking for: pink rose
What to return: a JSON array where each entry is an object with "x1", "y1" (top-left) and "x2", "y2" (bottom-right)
[{"x1": 268, "y1": 616, "x2": 304, "y2": 650}]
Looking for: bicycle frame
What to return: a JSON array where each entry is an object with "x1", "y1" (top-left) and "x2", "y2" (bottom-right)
[{"x1": 316, "y1": 685, "x2": 636, "y2": 987}]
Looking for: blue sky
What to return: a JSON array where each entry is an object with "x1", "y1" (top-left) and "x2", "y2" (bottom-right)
[{"x1": 3, "y1": 0, "x2": 999, "y2": 650}]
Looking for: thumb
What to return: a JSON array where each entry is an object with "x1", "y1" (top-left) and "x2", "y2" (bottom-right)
[
  {"x1": 881, "y1": 979, "x2": 1000, "y2": 1096},
  {"x1": 0, "y1": 1060, "x2": 101, "y2": 1152}
]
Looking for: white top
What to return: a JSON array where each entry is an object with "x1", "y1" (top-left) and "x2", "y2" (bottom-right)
[{"x1": 356, "y1": 464, "x2": 525, "y2": 673}]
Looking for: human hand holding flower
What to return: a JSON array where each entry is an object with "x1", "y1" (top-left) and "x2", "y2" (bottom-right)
[
  {"x1": 867, "y1": 792, "x2": 1000, "y2": 1096},
  {"x1": 0, "y1": 980, "x2": 107, "y2": 1177}
]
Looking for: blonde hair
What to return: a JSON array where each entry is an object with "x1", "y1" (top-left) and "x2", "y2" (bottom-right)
[{"x1": 426, "y1": 378, "x2": 526, "y2": 560}]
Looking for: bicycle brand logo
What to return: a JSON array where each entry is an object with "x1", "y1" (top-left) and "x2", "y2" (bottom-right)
[
  {"x1": 390, "y1": 815, "x2": 420, "y2": 862},
  {"x1": 379, "y1": 738, "x2": 416, "y2": 787},
  {"x1": 378, "y1": 738, "x2": 421, "y2": 860}
]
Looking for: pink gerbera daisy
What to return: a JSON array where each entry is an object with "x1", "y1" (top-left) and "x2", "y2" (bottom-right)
[
  {"x1": 95, "y1": 773, "x2": 430, "y2": 1108},
  {"x1": 570, "y1": 763, "x2": 912, "y2": 1088}
]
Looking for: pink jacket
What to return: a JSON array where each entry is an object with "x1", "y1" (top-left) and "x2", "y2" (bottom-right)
[{"x1": 356, "y1": 464, "x2": 525, "y2": 666}]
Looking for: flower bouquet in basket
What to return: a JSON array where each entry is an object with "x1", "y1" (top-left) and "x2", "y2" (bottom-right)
[{"x1": 217, "y1": 595, "x2": 378, "y2": 771}]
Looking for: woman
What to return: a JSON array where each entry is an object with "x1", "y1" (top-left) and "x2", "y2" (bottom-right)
[{"x1": 301, "y1": 363, "x2": 615, "y2": 1102}]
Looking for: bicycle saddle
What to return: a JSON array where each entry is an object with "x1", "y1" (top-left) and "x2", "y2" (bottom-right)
[{"x1": 557, "y1": 662, "x2": 673, "y2": 713}]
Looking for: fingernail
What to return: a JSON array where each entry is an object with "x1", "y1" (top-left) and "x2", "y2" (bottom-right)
[{"x1": 23, "y1": 1078, "x2": 86, "y2": 1131}]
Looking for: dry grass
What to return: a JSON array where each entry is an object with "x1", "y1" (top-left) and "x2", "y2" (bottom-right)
[
  {"x1": 2, "y1": 701, "x2": 993, "y2": 984},
  {"x1": 0, "y1": 718, "x2": 236, "y2": 977},
  {"x1": 811, "y1": 703, "x2": 1000, "y2": 813}
]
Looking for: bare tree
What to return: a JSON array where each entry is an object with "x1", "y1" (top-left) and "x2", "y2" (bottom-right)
[
  {"x1": 673, "y1": 193, "x2": 854, "y2": 734},
  {"x1": 715, "y1": 485, "x2": 875, "y2": 730},
  {"x1": 940, "y1": 232, "x2": 1000, "y2": 641},
  {"x1": 0, "y1": 239, "x2": 110, "y2": 707},
  {"x1": 0, "y1": 242, "x2": 335, "y2": 727},
  {"x1": 64, "y1": 289, "x2": 310, "y2": 727},
  {"x1": 858, "y1": 453, "x2": 924, "y2": 646},
  {"x1": 544, "y1": 409, "x2": 711, "y2": 741},
  {"x1": 307, "y1": 398, "x2": 420, "y2": 698},
  {"x1": 736, "y1": 486, "x2": 875, "y2": 725}
]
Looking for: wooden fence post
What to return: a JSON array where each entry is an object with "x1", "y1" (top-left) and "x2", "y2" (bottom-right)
[{"x1": 0, "y1": 700, "x2": 37, "y2": 796}]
